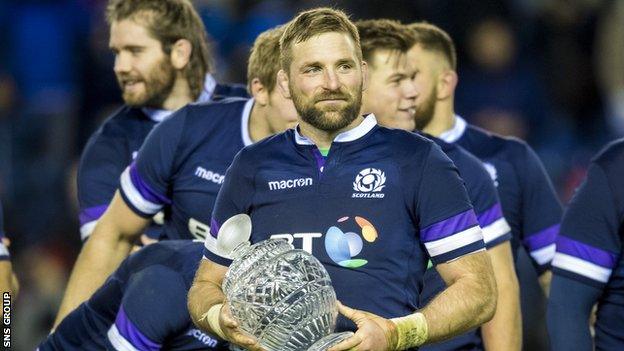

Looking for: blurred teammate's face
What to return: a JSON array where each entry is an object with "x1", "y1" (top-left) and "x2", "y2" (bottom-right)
[
  {"x1": 406, "y1": 44, "x2": 440, "y2": 130},
  {"x1": 267, "y1": 88, "x2": 299, "y2": 132},
  {"x1": 110, "y1": 19, "x2": 175, "y2": 108},
  {"x1": 362, "y1": 50, "x2": 417, "y2": 131},
  {"x1": 283, "y1": 32, "x2": 366, "y2": 132}
]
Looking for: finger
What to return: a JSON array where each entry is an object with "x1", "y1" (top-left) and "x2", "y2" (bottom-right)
[
  {"x1": 227, "y1": 328, "x2": 257, "y2": 346},
  {"x1": 327, "y1": 334, "x2": 362, "y2": 351},
  {"x1": 337, "y1": 301, "x2": 363, "y2": 322}
]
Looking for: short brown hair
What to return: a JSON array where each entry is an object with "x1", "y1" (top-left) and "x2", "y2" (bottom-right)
[
  {"x1": 407, "y1": 22, "x2": 457, "y2": 70},
  {"x1": 356, "y1": 19, "x2": 417, "y2": 66},
  {"x1": 247, "y1": 25, "x2": 285, "y2": 94},
  {"x1": 106, "y1": 0, "x2": 213, "y2": 100},
  {"x1": 279, "y1": 7, "x2": 362, "y2": 72}
]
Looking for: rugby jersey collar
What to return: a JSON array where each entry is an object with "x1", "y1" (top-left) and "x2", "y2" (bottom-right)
[
  {"x1": 294, "y1": 114, "x2": 378, "y2": 145},
  {"x1": 439, "y1": 115, "x2": 467, "y2": 143},
  {"x1": 241, "y1": 98, "x2": 254, "y2": 146},
  {"x1": 141, "y1": 74, "x2": 217, "y2": 123}
]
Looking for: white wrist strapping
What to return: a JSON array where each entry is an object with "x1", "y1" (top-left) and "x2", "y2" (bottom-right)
[
  {"x1": 201, "y1": 303, "x2": 226, "y2": 340},
  {"x1": 390, "y1": 312, "x2": 428, "y2": 350}
]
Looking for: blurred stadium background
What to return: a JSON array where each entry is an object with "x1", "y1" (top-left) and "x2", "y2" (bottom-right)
[{"x1": 0, "y1": 0, "x2": 623, "y2": 349}]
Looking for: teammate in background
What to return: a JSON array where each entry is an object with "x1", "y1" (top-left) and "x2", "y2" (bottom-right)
[
  {"x1": 0, "y1": 200, "x2": 18, "y2": 297},
  {"x1": 547, "y1": 138, "x2": 624, "y2": 350},
  {"x1": 405, "y1": 22, "x2": 561, "y2": 348},
  {"x1": 357, "y1": 19, "x2": 520, "y2": 351},
  {"x1": 189, "y1": 8, "x2": 496, "y2": 351},
  {"x1": 40, "y1": 241, "x2": 227, "y2": 350},
  {"x1": 77, "y1": 0, "x2": 247, "y2": 244},
  {"x1": 55, "y1": 25, "x2": 295, "y2": 326}
]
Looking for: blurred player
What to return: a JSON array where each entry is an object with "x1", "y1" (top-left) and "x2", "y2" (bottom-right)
[
  {"x1": 0, "y1": 199, "x2": 17, "y2": 297},
  {"x1": 40, "y1": 240, "x2": 226, "y2": 350},
  {"x1": 189, "y1": 8, "x2": 496, "y2": 351},
  {"x1": 357, "y1": 19, "x2": 520, "y2": 350},
  {"x1": 547, "y1": 138, "x2": 624, "y2": 350},
  {"x1": 77, "y1": 0, "x2": 247, "y2": 244},
  {"x1": 55, "y1": 25, "x2": 296, "y2": 326},
  {"x1": 405, "y1": 22, "x2": 562, "y2": 348}
]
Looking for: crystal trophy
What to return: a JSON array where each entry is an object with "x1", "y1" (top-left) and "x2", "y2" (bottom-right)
[{"x1": 216, "y1": 214, "x2": 353, "y2": 351}]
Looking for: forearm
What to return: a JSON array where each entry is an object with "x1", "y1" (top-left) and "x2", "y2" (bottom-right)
[
  {"x1": 538, "y1": 270, "x2": 552, "y2": 297},
  {"x1": 188, "y1": 260, "x2": 227, "y2": 334},
  {"x1": 481, "y1": 244, "x2": 522, "y2": 350},
  {"x1": 54, "y1": 228, "x2": 133, "y2": 327},
  {"x1": 0, "y1": 261, "x2": 12, "y2": 295},
  {"x1": 423, "y1": 252, "x2": 497, "y2": 343}
]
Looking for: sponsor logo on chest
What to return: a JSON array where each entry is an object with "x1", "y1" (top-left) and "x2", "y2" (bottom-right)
[
  {"x1": 268, "y1": 177, "x2": 313, "y2": 191},
  {"x1": 187, "y1": 328, "x2": 219, "y2": 347},
  {"x1": 195, "y1": 166, "x2": 224, "y2": 185}
]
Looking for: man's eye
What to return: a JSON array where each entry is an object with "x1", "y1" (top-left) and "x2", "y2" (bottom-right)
[
  {"x1": 305, "y1": 67, "x2": 321, "y2": 73},
  {"x1": 338, "y1": 64, "x2": 352, "y2": 71}
]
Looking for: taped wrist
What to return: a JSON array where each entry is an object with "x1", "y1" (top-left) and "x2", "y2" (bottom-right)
[
  {"x1": 390, "y1": 312, "x2": 428, "y2": 350},
  {"x1": 200, "y1": 303, "x2": 226, "y2": 340}
]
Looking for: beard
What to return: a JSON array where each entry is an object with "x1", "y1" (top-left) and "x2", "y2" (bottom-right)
[
  {"x1": 290, "y1": 82, "x2": 363, "y2": 132},
  {"x1": 413, "y1": 85, "x2": 437, "y2": 131},
  {"x1": 117, "y1": 56, "x2": 176, "y2": 108}
]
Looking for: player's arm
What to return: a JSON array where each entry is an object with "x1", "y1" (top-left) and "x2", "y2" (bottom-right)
[
  {"x1": 0, "y1": 201, "x2": 17, "y2": 297},
  {"x1": 518, "y1": 144, "x2": 562, "y2": 289},
  {"x1": 547, "y1": 162, "x2": 620, "y2": 350},
  {"x1": 54, "y1": 192, "x2": 150, "y2": 327}
]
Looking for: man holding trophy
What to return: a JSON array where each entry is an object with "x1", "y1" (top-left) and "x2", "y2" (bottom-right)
[{"x1": 189, "y1": 7, "x2": 497, "y2": 351}]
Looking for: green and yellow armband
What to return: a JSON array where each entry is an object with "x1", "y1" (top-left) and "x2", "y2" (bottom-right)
[{"x1": 390, "y1": 312, "x2": 428, "y2": 350}]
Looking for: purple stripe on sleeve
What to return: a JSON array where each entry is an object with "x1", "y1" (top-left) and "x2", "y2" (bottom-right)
[
  {"x1": 78, "y1": 205, "x2": 108, "y2": 225},
  {"x1": 523, "y1": 224, "x2": 559, "y2": 251},
  {"x1": 115, "y1": 307, "x2": 161, "y2": 350},
  {"x1": 476, "y1": 203, "x2": 503, "y2": 227},
  {"x1": 129, "y1": 163, "x2": 171, "y2": 205},
  {"x1": 421, "y1": 209, "x2": 479, "y2": 242},
  {"x1": 556, "y1": 235, "x2": 618, "y2": 269},
  {"x1": 210, "y1": 218, "x2": 221, "y2": 238}
]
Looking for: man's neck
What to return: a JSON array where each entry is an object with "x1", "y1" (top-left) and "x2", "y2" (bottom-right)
[
  {"x1": 421, "y1": 101, "x2": 456, "y2": 137},
  {"x1": 160, "y1": 78, "x2": 193, "y2": 111},
  {"x1": 299, "y1": 115, "x2": 364, "y2": 150},
  {"x1": 248, "y1": 102, "x2": 271, "y2": 143}
]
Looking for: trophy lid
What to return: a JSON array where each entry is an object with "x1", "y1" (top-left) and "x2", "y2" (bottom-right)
[{"x1": 216, "y1": 213, "x2": 252, "y2": 258}]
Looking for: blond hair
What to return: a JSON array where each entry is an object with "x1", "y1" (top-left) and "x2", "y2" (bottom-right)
[
  {"x1": 247, "y1": 25, "x2": 285, "y2": 94},
  {"x1": 106, "y1": 0, "x2": 213, "y2": 100}
]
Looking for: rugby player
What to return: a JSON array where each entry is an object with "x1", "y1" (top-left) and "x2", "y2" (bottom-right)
[
  {"x1": 0, "y1": 200, "x2": 17, "y2": 296},
  {"x1": 357, "y1": 19, "x2": 520, "y2": 350},
  {"x1": 547, "y1": 138, "x2": 624, "y2": 350},
  {"x1": 55, "y1": 25, "x2": 296, "y2": 326},
  {"x1": 189, "y1": 8, "x2": 497, "y2": 351},
  {"x1": 77, "y1": 0, "x2": 247, "y2": 244},
  {"x1": 40, "y1": 241, "x2": 226, "y2": 350}
]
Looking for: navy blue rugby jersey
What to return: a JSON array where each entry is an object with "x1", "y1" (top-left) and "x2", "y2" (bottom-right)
[
  {"x1": 419, "y1": 135, "x2": 511, "y2": 351},
  {"x1": 439, "y1": 116, "x2": 562, "y2": 272},
  {"x1": 78, "y1": 75, "x2": 247, "y2": 240},
  {"x1": 39, "y1": 240, "x2": 226, "y2": 351},
  {"x1": 0, "y1": 200, "x2": 8, "y2": 260},
  {"x1": 119, "y1": 98, "x2": 254, "y2": 240},
  {"x1": 204, "y1": 115, "x2": 486, "y2": 329},
  {"x1": 549, "y1": 139, "x2": 624, "y2": 350}
]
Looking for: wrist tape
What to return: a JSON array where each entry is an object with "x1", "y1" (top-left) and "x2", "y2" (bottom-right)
[
  {"x1": 390, "y1": 312, "x2": 428, "y2": 350},
  {"x1": 201, "y1": 303, "x2": 226, "y2": 340}
]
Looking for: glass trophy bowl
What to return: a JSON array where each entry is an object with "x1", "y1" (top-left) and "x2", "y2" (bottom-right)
[{"x1": 222, "y1": 239, "x2": 352, "y2": 351}]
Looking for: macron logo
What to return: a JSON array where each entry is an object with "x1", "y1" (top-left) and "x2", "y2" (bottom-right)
[
  {"x1": 268, "y1": 177, "x2": 313, "y2": 191},
  {"x1": 195, "y1": 167, "x2": 224, "y2": 185}
]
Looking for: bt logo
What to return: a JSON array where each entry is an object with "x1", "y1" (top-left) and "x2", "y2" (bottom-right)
[{"x1": 270, "y1": 216, "x2": 379, "y2": 269}]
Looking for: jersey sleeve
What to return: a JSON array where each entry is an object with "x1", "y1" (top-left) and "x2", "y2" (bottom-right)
[
  {"x1": 551, "y1": 163, "x2": 621, "y2": 289},
  {"x1": 106, "y1": 266, "x2": 190, "y2": 350},
  {"x1": 77, "y1": 129, "x2": 129, "y2": 240},
  {"x1": 0, "y1": 201, "x2": 8, "y2": 260},
  {"x1": 415, "y1": 143, "x2": 486, "y2": 265},
  {"x1": 518, "y1": 144, "x2": 563, "y2": 272},
  {"x1": 458, "y1": 150, "x2": 511, "y2": 249},
  {"x1": 203, "y1": 149, "x2": 255, "y2": 266},
  {"x1": 119, "y1": 109, "x2": 186, "y2": 218}
]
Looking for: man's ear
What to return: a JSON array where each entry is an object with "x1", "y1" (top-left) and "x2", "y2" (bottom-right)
[
  {"x1": 250, "y1": 78, "x2": 269, "y2": 105},
  {"x1": 170, "y1": 39, "x2": 192, "y2": 70},
  {"x1": 360, "y1": 60, "x2": 369, "y2": 92},
  {"x1": 277, "y1": 70, "x2": 292, "y2": 99},
  {"x1": 437, "y1": 69, "x2": 458, "y2": 100}
]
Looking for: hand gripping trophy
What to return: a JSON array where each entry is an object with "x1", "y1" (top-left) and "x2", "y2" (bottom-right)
[{"x1": 216, "y1": 214, "x2": 353, "y2": 351}]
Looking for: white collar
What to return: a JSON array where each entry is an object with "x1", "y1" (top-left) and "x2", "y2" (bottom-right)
[
  {"x1": 141, "y1": 74, "x2": 217, "y2": 122},
  {"x1": 241, "y1": 98, "x2": 254, "y2": 146},
  {"x1": 294, "y1": 114, "x2": 378, "y2": 145},
  {"x1": 438, "y1": 115, "x2": 467, "y2": 143}
]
